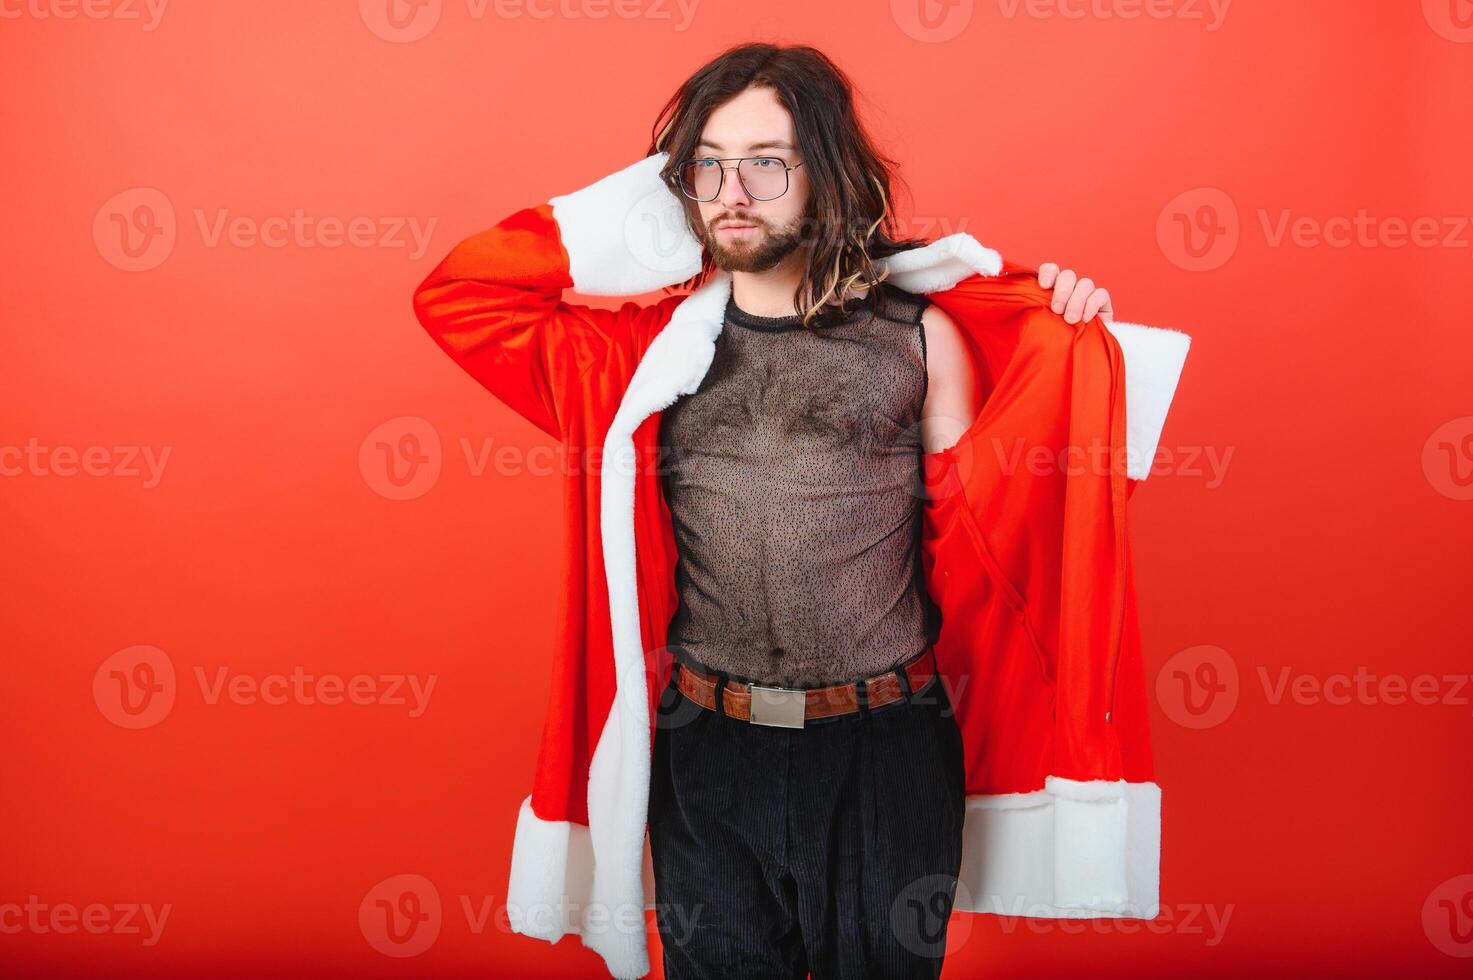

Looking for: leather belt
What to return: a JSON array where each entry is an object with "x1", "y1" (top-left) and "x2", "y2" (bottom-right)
[{"x1": 672, "y1": 646, "x2": 939, "y2": 728}]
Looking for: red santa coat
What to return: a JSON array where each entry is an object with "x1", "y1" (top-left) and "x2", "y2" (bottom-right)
[{"x1": 412, "y1": 152, "x2": 1191, "y2": 979}]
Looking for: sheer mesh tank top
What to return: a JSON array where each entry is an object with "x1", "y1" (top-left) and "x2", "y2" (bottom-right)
[{"x1": 657, "y1": 282, "x2": 940, "y2": 689}]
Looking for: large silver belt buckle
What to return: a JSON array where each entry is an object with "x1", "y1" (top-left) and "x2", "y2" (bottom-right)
[{"x1": 747, "y1": 684, "x2": 807, "y2": 728}]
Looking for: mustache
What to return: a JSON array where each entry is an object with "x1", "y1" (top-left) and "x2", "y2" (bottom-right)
[{"x1": 712, "y1": 215, "x2": 764, "y2": 229}]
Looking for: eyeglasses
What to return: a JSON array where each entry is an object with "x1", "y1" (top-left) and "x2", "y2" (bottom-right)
[{"x1": 674, "y1": 156, "x2": 805, "y2": 202}]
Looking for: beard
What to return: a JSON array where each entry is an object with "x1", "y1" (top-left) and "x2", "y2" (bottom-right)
[{"x1": 703, "y1": 212, "x2": 806, "y2": 273}]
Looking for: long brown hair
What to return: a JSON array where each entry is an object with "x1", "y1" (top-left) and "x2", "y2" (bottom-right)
[{"x1": 645, "y1": 42, "x2": 929, "y2": 330}]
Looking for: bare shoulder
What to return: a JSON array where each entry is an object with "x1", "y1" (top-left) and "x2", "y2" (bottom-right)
[
  {"x1": 919, "y1": 301, "x2": 977, "y2": 454},
  {"x1": 920, "y1": 301, "x2": 966, "y2": 365}
]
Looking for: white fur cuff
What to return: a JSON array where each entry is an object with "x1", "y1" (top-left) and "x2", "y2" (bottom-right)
[
  {"x1": 1047, "y1": 777, "x2": 1130, "y2": 909},
  {"x1": 547, "y1": 152, "x2": 704, "y2": 297},
  {"x1": 1105, "y1": 320, "x2": 1191, "y2": 481},
  {"x1": 957, "y1": 778, "x2": 1161, "y2": 919}
]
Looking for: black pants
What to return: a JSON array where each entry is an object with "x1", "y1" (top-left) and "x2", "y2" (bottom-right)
[{"x1": 648, "y1": 660, "x2": 967, "y2": 979}]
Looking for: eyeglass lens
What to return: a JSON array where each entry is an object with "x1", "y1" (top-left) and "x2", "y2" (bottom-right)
[{"x1": 679, "y1": 158, "x2": 791, "y2": 201}]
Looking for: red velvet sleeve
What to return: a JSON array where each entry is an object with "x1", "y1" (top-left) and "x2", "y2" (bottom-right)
[{"x1": 411, "y1": 203, "x2": 675, "y2": 439}]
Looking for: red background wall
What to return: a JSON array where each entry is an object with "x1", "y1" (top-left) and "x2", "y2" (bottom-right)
[{"x1": 3, "y1": 2, "x2": 1471, "y2": 977}]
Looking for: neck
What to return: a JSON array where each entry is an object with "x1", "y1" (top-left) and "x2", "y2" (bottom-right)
[
  {"x1": 728, "y1": 248, "x2": 870, "y2": 317},
  {"x1": 728, "y1": 249, "x2": 805, "y2": 318}
]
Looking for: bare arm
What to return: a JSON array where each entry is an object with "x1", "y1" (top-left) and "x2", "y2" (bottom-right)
[
  {"x1": 919, "y1": 302, "x2": 977, "y2": 454},
  {"x1": 920, "y1": 262, "x2": 1119, "y2": 453}
]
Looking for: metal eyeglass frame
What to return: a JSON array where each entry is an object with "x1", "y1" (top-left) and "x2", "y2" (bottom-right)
[{"x1": 674, "y1": 156, "x2": 805, "y2": 202}]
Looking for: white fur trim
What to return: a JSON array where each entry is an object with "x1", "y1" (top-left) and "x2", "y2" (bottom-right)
[
  {"x1": 882, "y1": 232, "x2": 1003, "y2": 294},
  {"x1": 547, "y1": 152, "x2": 703, "y2": 297},
  {"x1": 505, "y1": 794, "x2": 591, "y2": 943},
  {"x1": 508, "y1": 779, "x2": 1161, "y2": 973},
  {"x1": 578, "y1": 272, "x2": 734, "y2": 979},
  {"x1": 956, "y1": 780, "x2": 1161, "y2": 919},
  {"x1": 504, "y1": 795, "x2": 658, "y2": 979},
  {"x1": 1045, "y1": 774, "x2": 1128, "y2": 802},
  {"x1": 501, "y1": 276, "x2": 735, "y2": 978},
  {"x1": 1105, "y1": 320, "x2": 1191, "y2": 481},
  {"x1": 1052, "y1": 790, "x2": 1129, "y2": 908}
]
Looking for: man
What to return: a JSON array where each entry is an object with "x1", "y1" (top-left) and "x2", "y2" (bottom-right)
[{"x1": 413, "y1": 41, "x2": 1188, "y2": 980}]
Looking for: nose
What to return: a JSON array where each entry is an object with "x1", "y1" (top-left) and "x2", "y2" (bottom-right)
[{"x1": 717, "y1": 164, "x2": 753, "y2": 210}]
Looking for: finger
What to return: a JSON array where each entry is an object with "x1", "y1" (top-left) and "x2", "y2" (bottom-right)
[
  {"x1": 1083, "y1": 287, "x2": 1112, "y2": 323},
  {"x1": 1063, "y1": 277, "x2": 1094, "y2": 323},
  {"x1": 1049, "y1": 268, "x2": 1077, "y2": 314},
  {"x1": 1038, "y1": 261, "x2": 1059, "y2": 289}
]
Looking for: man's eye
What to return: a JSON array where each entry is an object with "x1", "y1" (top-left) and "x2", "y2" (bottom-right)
[
  {"x1": 693, "y1": 158, "x2": 717, "y2": 168},
  {"x1": 753, "y1": 158, "x2": 777, "y2": 168}
]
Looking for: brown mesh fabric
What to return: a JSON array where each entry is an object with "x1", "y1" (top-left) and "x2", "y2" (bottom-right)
[{"x1": 657, "y1": 283, "x2": 940, "y2": 688}]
